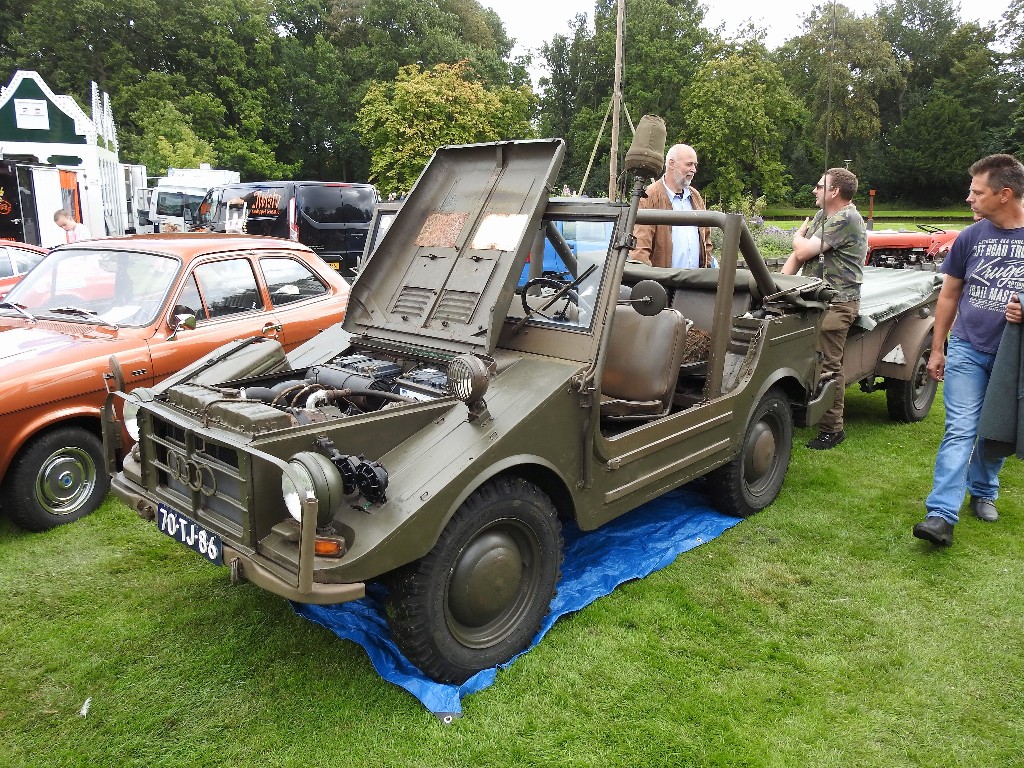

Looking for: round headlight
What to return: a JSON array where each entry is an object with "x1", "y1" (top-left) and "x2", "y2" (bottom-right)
[
  {"x1": 281, "y1": 461, "x2": 314, "y2": 522},
  {"x1": 447, "y1": 354, "x2": 491, "y2": 403},
  {"x1": 281, "y1": 452, "x2": 343, "y2": 527},
  {"x1": 123, "y1": 394, "x2": 142, "y2": 441}
]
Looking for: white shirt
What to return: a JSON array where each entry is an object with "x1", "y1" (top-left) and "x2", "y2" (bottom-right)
[
  {"x1": 64, "y1": 222, "x2": 92, "y2": 243},
  {"x1": 663, "y1": 179, "x2": 701, "y2": 268}
]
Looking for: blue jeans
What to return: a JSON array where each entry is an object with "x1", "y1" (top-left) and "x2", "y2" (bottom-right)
[{"x1": 925, "y1": 336, "x2": 1006, "y2": 524}]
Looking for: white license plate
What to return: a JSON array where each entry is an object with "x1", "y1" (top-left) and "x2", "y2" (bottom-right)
[{"x1": 157, "y1": 504, "x2": 223, "y2": 565}]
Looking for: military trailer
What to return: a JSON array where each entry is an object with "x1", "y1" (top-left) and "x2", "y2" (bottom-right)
[{"x1": 104, "y1": 135, "x2": 842, "y2": 683}]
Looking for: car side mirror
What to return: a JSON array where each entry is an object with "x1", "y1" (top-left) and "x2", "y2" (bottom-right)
[
  {"x1": 621, "y1": 279, "x2": 668, "y2": 316},
  {"x1": 168, "y1": 312, "x2": 197, "y2": 340}
]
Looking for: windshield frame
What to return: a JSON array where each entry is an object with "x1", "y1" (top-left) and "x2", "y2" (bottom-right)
[{"x1": 499, "y1": 208, "x2": 621, "y2": 363}]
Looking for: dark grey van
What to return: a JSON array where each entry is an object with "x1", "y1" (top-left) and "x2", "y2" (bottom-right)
[{"x1": 193, "y1": 181, "x2": 378, "y2": 280}]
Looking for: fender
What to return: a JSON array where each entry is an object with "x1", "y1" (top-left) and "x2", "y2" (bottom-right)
[
  {"x1": 875, "y1": 313, "x2": 936, "y2": 380},
  {"x1": 432, "y1": 453, "x2": 576, "y2": 549},
  {"x1": 0, "y1": 401, "x2": 102, "y2": 478}
]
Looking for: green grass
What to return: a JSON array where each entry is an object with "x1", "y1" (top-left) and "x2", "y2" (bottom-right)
[
  {"x1": 765, "y1": 206, "x2": 974, "y2": 220},
  {"x1": 768, "y1": 219, "x2": 968, "y2": 231},
  {"x1": 2, "y1": 386, "x2": 1023, "y2": 767}
]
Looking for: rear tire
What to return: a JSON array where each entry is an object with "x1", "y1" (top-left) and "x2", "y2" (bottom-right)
[
  {"x1": 3, "y1": 426, "x2": 109, "y2": 532},
  {"x1": 707, "y1": 388, "x2": 793, "y2": 518},
  {"x1": 386, "y1": 476, "x2": 563, "y2": 683},
  {"x1": 885, "y1": 332, "x2": 937, "y2": 422}
]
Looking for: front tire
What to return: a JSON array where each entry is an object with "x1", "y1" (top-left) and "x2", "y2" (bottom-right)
[
  {"x1": 386, "y1": 476, "x2": 563, "y2": 684},
  {"x1": 3, "y1": 426, "x2": 109, "y2": 532},
  {"x1": 706, "y1": 388, "x2": 793, "y2": 518},
  {"x1": 885, "y1": 332, "x2": 937, "y2": 422}
]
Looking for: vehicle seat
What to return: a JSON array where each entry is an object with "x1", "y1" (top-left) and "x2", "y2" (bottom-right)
[{"x1": 600, "y1": 304, "x2": 687, "y2": 419}]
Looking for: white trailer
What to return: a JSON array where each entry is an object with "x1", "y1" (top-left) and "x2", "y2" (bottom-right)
[{"x1": 0, "y1": 71, "x2": 128, "y2": 242}]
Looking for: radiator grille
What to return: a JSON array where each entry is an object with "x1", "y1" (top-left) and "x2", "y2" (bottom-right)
[{"x1": 148, "y1": 417, "x2": 247, "y2": 537}]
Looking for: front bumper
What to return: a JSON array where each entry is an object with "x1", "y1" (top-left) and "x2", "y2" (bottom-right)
[{"x1": 110, "y1": 469, "x2": 366, "y2": 606}]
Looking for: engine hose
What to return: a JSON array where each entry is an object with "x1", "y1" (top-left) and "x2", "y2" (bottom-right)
[
  {"x1": 289, "y1": 383, "x2": 325, "y2": 408},
  {"x1": 271, "y1": 383, "x2": 308, "y2": 407},
  {"x1": 239, "y1": 386, "x2": 277, "y2": 402},
  {"x1": 343, "y1": 387, "x2": 419, "y2": 404}
]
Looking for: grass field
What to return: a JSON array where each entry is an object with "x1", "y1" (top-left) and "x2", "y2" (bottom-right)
[
  {"x1": 764, "y1": 206, "x2": 973, "y2": 233},
  {"x1": 2, "y1": 386, "x2": 1023, "y2": 767}
]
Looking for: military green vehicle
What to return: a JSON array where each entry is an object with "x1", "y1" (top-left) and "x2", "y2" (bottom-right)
[{"x1": 103, "y1": 135, "x2": 839, "y2": 683}]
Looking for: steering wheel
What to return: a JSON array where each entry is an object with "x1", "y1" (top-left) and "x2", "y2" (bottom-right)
[{"x1": 521, "y1": 277, "x2": 579, "y2": 320}]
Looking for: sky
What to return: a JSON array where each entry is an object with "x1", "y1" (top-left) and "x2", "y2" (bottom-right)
[{"x1": 485, "y1": 0, "x2": 1012, "y2": 78}]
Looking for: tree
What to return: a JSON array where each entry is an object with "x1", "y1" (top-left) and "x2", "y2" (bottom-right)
[
  {"x1": 123, "y1": 101, "x2": 216, "y2": 176},
  {"x1": 687, "y1": 42, "x2": 806, "y2": 207},
  {"x1": 329, "y1": 0, "x2": 524, "y2": 88},
  {"x1": 1001, "y1": 0, "x2": 1024, "y2": 156},
  {"x1": 879, "y1": 95, "x2": 983, "y2": 204},
  {"x1": 357, "y1": 61, "x2": 535, "y2": 193},
  {"x1": 277, "y1": 0, "x2": 525, "y2": 180},
  {"x1": 775, "y1": 4, "x2": 906, "y2": 167},
  {"x1": 875, "y1": 0, "x2": 961, "y2": 126},
  {"x1": 536, "y1": 0, "x2": 713, "y2": 196}
]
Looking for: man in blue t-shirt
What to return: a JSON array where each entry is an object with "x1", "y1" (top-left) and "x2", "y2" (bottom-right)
[{"x1": 913, "y1": 154, "x2": 1024, "y2": 546}]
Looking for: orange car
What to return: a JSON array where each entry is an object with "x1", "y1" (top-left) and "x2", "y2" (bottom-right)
[
  {"x1": 0, "y1": 241, "x2": 48, "y2": 299},
  {"x1": 0, "y1": 234, "x2": 349, "y2": 531}
]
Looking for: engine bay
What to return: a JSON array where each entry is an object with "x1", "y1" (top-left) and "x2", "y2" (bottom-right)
[{"x1": 164, "y1": 351, "x2": 454, "y2": 433}]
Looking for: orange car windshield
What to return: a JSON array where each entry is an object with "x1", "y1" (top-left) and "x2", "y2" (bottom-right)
[{"x1": 4, "y1": 248, "x2": 181, "y2": 327}]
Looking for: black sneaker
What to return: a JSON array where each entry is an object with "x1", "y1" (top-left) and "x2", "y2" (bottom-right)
[
  {"x1": 806, "y1": 429, "x2": 846, "y2": 450},
  {"x1": 913, "y1": 516, "x2": 954, "y2": 546}
]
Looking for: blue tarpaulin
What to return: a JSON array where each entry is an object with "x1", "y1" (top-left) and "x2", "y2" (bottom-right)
[{"x1": 292, "y1": 486, "x2": 739, "y2": 719}]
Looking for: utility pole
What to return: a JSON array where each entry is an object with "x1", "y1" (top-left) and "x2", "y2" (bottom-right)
[{"x1": 608, "y1": 0, "x2": 625, "y2": 201}]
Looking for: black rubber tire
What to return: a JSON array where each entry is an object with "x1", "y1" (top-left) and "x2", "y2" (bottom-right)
[
  {"x1": 2, "y1": 426, "x2": 109, "y2": 532},
  {"x1": 885, "y1": 331, "x2": 937, "y2": 422},
  {"x1": 385, "y1": 476, "x2": 563, "y2": 684},
  {"x1": 706, "y1": 388, "x2": 793, "y2": 518}
]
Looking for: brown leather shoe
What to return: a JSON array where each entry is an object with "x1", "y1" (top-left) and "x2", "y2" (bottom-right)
[{"x1": 913, "y1": 516, "x2": 954, "y2": 546}]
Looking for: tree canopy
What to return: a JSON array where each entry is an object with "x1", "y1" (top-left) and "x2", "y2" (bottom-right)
[
  {"x1": 0, "y1": 0, "x2": 1016, "y2": 206},
  {"x1": 357, "y1": 60, "x2": 534, "y2": 193}
]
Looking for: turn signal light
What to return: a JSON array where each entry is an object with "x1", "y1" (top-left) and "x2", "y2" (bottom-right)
[{"x1": 314, "y1": 537, "x2": 346, "y2": 557}]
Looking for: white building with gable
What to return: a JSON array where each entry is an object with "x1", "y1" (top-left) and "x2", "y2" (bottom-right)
[{"x1": 0, "y1": 70, "x2": 127, "y2": 246}]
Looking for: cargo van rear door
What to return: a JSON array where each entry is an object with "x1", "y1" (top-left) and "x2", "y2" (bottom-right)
[{"x1": 294, "y1": 183, "x2": 377, "y2": 279}]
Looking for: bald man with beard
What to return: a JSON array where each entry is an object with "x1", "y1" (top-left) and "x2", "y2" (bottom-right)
[{"x1": 629, "y1": 143, "x2": 714, "y2": 268}]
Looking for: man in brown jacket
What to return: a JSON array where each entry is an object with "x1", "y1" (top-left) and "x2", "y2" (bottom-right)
[{"x1": 630, "y1": 143, "x2": 714, "y2": 268}]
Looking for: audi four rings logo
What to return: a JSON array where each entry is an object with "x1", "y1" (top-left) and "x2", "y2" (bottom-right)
[{"x1": 167, "y1": 449, "x2": 217, "y2": 495}]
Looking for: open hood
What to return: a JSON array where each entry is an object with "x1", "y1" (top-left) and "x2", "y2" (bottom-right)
[{"x1": 345, "y1": 139, "x2": 565, "y2": 356}]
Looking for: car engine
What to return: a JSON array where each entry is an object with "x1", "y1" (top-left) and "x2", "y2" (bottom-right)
[{"x1": 165, "y1": 353, "x2": 453, "y2": 434}]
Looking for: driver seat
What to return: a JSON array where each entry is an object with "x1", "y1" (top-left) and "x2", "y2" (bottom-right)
[{"x1": 600, "y1": 304, "x2": 688, "y2": 419}]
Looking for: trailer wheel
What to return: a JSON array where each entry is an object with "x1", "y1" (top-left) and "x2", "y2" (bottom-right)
[
  {"x1": 885, "y1": 332, "x2": 937, "y2": 422},
  {"x1": 707, "y1": 388, "x2": 793, "y2": 518},
  {"x1": 386, "y1": 476, "x2": 563, "y2": 683}
]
